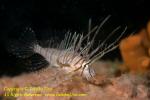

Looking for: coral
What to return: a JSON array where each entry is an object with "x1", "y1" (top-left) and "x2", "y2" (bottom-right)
[{"x1": 119, "y1": 21, "x2": 150, "y2": 73}]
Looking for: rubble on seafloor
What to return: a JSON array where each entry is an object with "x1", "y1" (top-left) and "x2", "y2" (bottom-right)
[{"x1": 0, "y1": 61, "x2": 149, "y2": 100}]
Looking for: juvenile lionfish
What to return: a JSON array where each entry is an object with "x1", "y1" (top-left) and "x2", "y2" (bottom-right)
[{"x1": 8, "y1": 15, "x2": 127, "y2": 80}]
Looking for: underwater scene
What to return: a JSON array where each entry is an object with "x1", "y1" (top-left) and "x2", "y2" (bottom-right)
[{"x1": 0, "y1": 0, "x2": 150, "y2": 100}]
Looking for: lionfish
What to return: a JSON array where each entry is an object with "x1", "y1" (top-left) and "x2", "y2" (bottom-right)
[{"x1": 8, "y1": 15, "x2": 127, "y2": 80}]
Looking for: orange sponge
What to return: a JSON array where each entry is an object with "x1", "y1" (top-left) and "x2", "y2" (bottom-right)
[{"x1": 119, "y1": 22, "x2": 150, "y2": 74}]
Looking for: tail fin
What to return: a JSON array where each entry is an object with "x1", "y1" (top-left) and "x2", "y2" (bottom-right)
[
  {"x1": 7, "y1": 27, "x2": 37, "y2": 59},
  {"x1": 17, "y1": 53, "x2": 49, "y2": 72}
]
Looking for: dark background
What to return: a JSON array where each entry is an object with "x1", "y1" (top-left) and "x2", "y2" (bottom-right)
[{"x1": 0, "y1": 0, "x2": 149, "y2": 76}]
